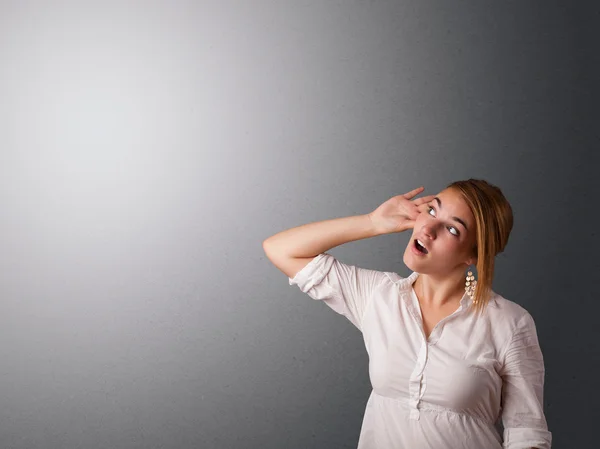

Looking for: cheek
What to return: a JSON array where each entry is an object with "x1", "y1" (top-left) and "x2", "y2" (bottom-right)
[
  {"x1": 441, "y1": 235, "x2": 464, "y2": 254},
  {"x1": 455, "y1": 240, "x2": 475, "y2": 257}
]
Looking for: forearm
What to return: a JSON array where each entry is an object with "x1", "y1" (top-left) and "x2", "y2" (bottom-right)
[{"x1": 263, "y1": 214, "x2": 381, "y2": 259}]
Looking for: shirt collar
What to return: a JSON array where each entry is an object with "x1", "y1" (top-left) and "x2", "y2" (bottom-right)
[{"x1": 395, "y1": 271, "x2": 498, "y2": 308}]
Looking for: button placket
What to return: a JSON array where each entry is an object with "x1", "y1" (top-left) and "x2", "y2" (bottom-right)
[
  {"x1": 408, "y1": 339, "x2": 428, "y2": 420},
  {"x1": 404, "y1": 291, "x2": 430, "y2": 419},
  {"x1": 407, "y1": 289, "x2": 471, "y2": 419}
]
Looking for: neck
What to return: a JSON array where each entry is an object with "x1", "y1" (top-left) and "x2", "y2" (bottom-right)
[{"x1": 413, "y1": 269, "x2": 466, "y2": 309}]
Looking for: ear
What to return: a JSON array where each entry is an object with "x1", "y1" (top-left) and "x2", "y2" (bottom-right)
[
  {"x1": 464, "y1": 253, "x2": 477, "y2": 267},
  {"x1": 466, "y1": 245, "x2": 478, "y2": 266}
]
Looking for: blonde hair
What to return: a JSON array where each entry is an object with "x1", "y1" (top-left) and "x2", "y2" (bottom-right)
[{"x1": 446, "y1": 179, "x2": 514, "y2": 315}]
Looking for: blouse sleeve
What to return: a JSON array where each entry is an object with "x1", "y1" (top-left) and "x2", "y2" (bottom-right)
[
  {"x1": 288, "y1": 252, "x2": 388, "y2": 332},
  {"x1": 499, "y1": 312, "x2": 552, "y2": 449}
]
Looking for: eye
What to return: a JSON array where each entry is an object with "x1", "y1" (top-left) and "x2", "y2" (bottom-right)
[{"x1": 427, "y1": 206, "x2": 459, "y2": 237}]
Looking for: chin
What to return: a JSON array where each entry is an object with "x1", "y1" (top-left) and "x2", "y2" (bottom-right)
[{"x1": 402, "y1": 248, "x2": 420, "y2": 272}]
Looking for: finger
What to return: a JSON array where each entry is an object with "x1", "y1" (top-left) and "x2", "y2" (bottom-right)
[
  {"x1": 406, "y1": 205, "x2": 421, "y2": 219},
  {"x1": 403, "y1": 186, "x2": 425, "y2": 199},
  {"x1": 413, "y1": 194, "x2": 436, "y2": 205},
  {"x1": 403, "y1": 219, "x2": 416, "y2": 230},
  {"x1": 414, "y1": 203, "x2": 428, "y2": 212}
]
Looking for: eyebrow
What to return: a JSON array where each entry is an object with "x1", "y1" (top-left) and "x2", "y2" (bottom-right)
[{"x1": 433, "y1": 197, "x2": 469, "y2": 231}]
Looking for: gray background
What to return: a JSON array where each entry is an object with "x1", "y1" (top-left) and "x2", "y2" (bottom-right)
[{"x1": 0, "y1": 1, "x2": 597, "y2": 448}]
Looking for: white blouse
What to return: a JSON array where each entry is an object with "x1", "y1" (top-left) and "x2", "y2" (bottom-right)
[{"x1": 288, "y1": 253, "x2": 552, "y2": 449}]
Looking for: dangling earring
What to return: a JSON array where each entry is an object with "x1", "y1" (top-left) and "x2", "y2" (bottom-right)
[{"x1": 465, "y1": 269, "x2": 478, "y2": 304}]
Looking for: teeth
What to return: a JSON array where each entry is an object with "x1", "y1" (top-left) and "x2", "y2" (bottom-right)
[{"x1": 414, "y1": 239, "x2": 428, "y2": 254}]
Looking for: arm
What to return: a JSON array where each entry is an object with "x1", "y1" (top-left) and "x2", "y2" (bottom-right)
[
  {"x1": 263, "y1": 214, "x2": 389, "y2": 331},
  {"x1": 263, "y1": 186, "x2": 434, "y2": 278},
  {"x1": 263, "y1": 214, "x2": 380, "y2": 279},
  {"x1": 263, "y1": 188, "x2": 433, "y2": 329},
  {"x1": 499, "y1": 313, "x2": 552, "y2": 449}
]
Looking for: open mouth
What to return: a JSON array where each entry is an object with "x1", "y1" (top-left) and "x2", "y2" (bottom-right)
[{"x1": 414, "y1": 239, "x2": 428, "y2": 254}]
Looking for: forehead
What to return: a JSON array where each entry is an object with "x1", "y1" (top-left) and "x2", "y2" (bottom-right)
[
  {"x1": 435, "y1": 189, "x2": 475, "y2": 227},
  {"x1": 436, "y1": 188, "x2": 468, "y2": 206}
]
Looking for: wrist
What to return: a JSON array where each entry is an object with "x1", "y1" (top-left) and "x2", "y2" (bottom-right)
[{"x1": 366, "y1": 213, "x2": 385, "y2": 237}]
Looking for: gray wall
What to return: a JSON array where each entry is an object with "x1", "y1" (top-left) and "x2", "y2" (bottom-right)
[{"x1": 0, "y1": 1, "x2": 597, "y2": 448}]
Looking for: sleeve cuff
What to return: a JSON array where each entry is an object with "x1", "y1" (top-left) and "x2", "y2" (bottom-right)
[
  {"x1": 503, "y1": 427, "x2": 552, "y2": 449},
  {"x1": 288, "y1": 253, "x2": 334, "y2": 293}
]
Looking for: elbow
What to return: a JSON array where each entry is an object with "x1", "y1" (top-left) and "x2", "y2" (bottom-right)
[{"x1": 262, "y1": 239, "x2": 273, "y2": 256}]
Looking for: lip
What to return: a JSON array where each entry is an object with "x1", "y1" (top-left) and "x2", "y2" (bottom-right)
[
  {"x1": 414, "y1": 235, "x2": 430, "y2": 249},
  {"x1": 411, "y1": 238, "x2": 429, "y2": 256}
]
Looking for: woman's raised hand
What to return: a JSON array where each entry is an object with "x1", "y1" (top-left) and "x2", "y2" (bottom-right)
[{"x1": 368, "y1": 186, "x2": 436, "y2": 235}]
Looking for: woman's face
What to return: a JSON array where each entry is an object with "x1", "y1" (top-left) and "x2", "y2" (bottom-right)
[{"x1": 403, "y1": 188, "x2": 478, "y2": 276}]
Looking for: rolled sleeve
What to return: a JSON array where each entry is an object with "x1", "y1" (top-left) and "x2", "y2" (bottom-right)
[
  {"x1": 288, "y1": 253, "x2": 387, "y2": 331},
  {"x1": 499, "y1": 312, "x2": 552, "y2": 449}
]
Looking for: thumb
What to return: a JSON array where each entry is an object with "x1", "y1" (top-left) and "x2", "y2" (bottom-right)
[{"x1": 402, "y1": 219, "x2": 416, "y2": 230}]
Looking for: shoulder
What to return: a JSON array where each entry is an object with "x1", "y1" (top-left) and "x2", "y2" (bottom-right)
[
  {"x1": 378, "y1": 270, "x2": 419, "y2": 292},
  {"x1": 490, "y1": 293, "x2": 530, "y2": 319},
  {"x1": 486, "y1": 292, "x2": 538, "y2": 335}
]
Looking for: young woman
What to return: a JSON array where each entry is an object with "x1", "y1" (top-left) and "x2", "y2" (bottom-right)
[{"x1": 263, "y1": 179, "x2": 551, "y2": 449}]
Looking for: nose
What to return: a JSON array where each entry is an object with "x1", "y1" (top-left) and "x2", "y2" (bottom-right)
[{"x1": 421, "y1": 225, "x2": 435, "y2": 239}]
